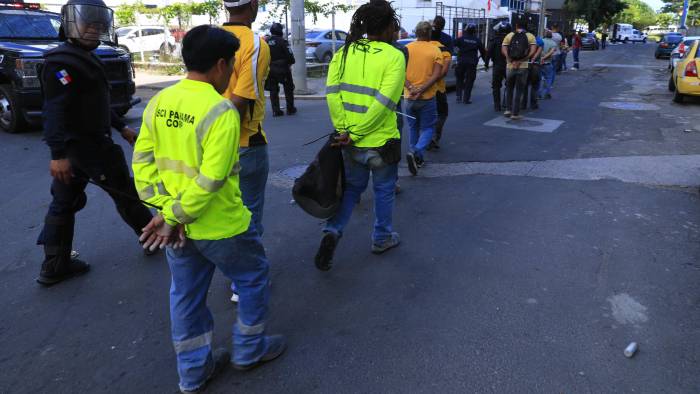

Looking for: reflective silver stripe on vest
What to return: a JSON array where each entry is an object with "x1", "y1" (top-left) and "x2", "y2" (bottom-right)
[
  {"x1": 326, "y1": 85, "x2": 341, "y2": 94},
  {"x1": 155, "y1": 157, "x2": 199, "y2": 179},
  {"x1": 157, "y1": 182, "x2": 168, "y2": 195},
  {"x1": 343, "y1": 102, "x2": 369, "y2": 113},
  {"x1": 237, "y1": 318, "x2": 265, "y2": 335},
  {"x1": 334, "y1": 83, "x2": 398, "y2": 112},
  {"x1": 194, "y1": 100, "x2": 235, "y2": 162},
  {"x1": 172, "y1": 200, "x2": 195, "y2": 224},
  {"x1": 138, "y1": 186, "x2": 155, "y2": 200},
  {"x1": 173, "y1": 331, "x2": 212, "y2": 354},
  {"x1": 195, "y1": 173, "x2": 226, "y2": 193},
  {"x1": 252, "y1": 34, "x2": 261, "y2": 99},
  {"x1": 143, "y1": 91, "x2": 164, "y2": 132},
  {"x1": 375, "y1": 92, "x2": 397, "y2": 111},
  {"x1": 230, "y1": 162, "x2": 241, "y2": 176},
  {"x1": 133, "y1": 150, "x2": 154, "y2": 164}
]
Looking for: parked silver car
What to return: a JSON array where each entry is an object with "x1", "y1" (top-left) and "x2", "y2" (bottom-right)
[
  {"x1": 669, "y1": 36, "x2": 700, "y2": 71},
  {"x1": 305, "y1": 29, "x2": 348, "y2": 63}
]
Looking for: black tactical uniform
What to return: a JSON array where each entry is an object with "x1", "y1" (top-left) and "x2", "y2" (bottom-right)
[
  {"x1": 454, "y1": 26, "x2": 487, "y2": 103},
  {"x1": 265, "y1": 23, "x2": 296, "y2": 117},
  {"x1": 36, "y1": 18, "x2": 152, "y2": 285},
  {"x1": 486, "y1": 22, "x2": 511, "y2": 112}
]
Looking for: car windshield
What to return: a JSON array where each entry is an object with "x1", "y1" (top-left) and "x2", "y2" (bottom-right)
[
  {"x1": 0, "y1": 9, "x2": 60, "y2": 39},
  {"x1": 306, "y1": 31, "x2": 321, "y2": 40},
  {"x1": 116, "y1": 27, "x2": 133, "y2": 37},
  {"x1": 666, "y1": 35, "x2": 683, "y2": 44}
]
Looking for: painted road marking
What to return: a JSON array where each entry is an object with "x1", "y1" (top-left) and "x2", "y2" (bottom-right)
[
  {"x1": 599, "y1": 101, "x2": 660, "y2": 111},
  {"x1": 484, "y1": 116, "x2": 564, "y2": 133}
]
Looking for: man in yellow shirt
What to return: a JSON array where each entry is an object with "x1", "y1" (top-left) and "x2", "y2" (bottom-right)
[
  {"x1": 501, "y1": 19, "x2": 537, "y2": 120},
  {"x1": 404, "y1": 21, "x2": 443, "y2": 175},
  {"x1": 221, "y1": 0, "x2": 271, "y2": 302},
  {"x1": 133, "y1": 25, "x2": 285, "y2": 393}
]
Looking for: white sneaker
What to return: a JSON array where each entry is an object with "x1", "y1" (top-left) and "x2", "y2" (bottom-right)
[{"x1": 230, "y1": 291, "x2": 239, "y2": 303}]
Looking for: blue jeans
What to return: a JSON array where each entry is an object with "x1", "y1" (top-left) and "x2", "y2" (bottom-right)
[
  {"x1": 406, "y1": 98, "x2": 437, "y2": 160},
  {"x1": 560, "y1": 52, "x2": 568, "y2": 70},
  {"x1": 539, "y1": 63, "x2": 554, "y2": 98},
  {"x1": 573, "y1": 48, "x2": 580, "y2": 69},
  {"x1": 239, "y1": 145, "x2": 269, "y2": 236},
  {"x1": 324, "y1": 148, "x2": 398, "y2": 244},
  {"x1": 167, "y1": 224, "x2": 271, "y2": 391}
]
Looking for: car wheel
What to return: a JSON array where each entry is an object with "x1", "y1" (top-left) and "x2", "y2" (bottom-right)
[
  {"x1": 321, "y1": 52, "x2": 333, "y2": 64},
  {"x1": 655, "y1": 53, "x2": 660, "y2": 59},
  {"x1": 668, "y1": 75, "x2": 675, "y2": 92},
  {"x1": 624, "y1": 38, "x2": 629, "y2": 44},
  {"x1": 0, "y1": 84, "x2": 28, "y2": 134},
  {"x1": 672, "y1": 80, "x2": 684, "y2": 103},
  {"x1": 642, "y1": 38, "x2": 647, "y2": 43}
]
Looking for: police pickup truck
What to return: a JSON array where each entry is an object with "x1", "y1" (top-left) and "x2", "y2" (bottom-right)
[{"x1": 0, "y1": 0, "x2": 140, "y2": 133}]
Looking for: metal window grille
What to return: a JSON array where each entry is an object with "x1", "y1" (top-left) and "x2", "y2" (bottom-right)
[{"x1": 435, "y1": 1, "x2": 487, "y2": 43}]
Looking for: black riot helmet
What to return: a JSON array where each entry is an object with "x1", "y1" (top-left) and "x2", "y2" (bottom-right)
[
  {"x1": 61, "y1": 0, "x2": 115, "y2": 45},
  {"x1": 464, "y1": 23, "x2": 477, "y2": 36},
  {"x1": 270, "y1": 23, "x2": 284, "y2": 36},
  {"x1": 494, "y1": 20, "x2": 512, "y2": 36}
]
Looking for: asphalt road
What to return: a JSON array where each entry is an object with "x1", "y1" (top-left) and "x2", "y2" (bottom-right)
[{"x1": 1, "y1": 43, "x2": 700, "y2": 393}]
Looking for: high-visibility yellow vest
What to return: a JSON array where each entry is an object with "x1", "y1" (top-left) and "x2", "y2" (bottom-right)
[
  {"x1": 132, "y1": 79, "x2": 251, "y2": 240},
  {"x1": 326, "y1": 39, "x2": 405, "y2": 148}
]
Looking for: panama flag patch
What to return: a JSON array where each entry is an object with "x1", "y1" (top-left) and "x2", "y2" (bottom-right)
[{"x1": 56, "y1": 69, "x2": 72, "y2": 85}]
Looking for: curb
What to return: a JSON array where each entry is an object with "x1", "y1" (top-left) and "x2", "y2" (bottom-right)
[{"x1": 136, "y1": 83, "x2": 328, "y2": 100}]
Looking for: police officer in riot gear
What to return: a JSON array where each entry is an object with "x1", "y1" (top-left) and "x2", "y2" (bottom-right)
[
  {"x1": 454, "y1": 23, "x2": 487, "y2": 104},
  {"x1": 265, "y1": 22, "x2": 296, "y2": 117},
  {"x1": 486, "y1": 21, "x2": 511, "y2": 111},
  {"x1": 36, "y1": 0, "x2": 153, "y2": 286}
]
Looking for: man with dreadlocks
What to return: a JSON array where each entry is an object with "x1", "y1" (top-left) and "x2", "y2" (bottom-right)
[{"x1": 315, "y1": 0, "x2": 405, "y2": 271}]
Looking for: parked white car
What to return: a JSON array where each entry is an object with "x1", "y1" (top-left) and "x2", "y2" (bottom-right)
[
  {"x1": 116, "y1": 26, "x2": 175, "y2": 54},
  {"x1": 611, "y1": 23, "x2": 647, "y2": 43}
]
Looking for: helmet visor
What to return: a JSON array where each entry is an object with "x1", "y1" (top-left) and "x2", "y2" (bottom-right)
[{"x1": 62, "y1": 4, "x2": 115, "y2": 43}]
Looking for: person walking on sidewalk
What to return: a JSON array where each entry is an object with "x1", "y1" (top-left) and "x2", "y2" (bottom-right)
[
  {"x1": 572, "y1": 31, "x2": 582, "y2": 70},
  {"x1": 551, "y1": 24, "x2": 563, "y2": 73},
  {"x1": 35, "y1": 0, "x2": 154, "y2": 286},
  {"x1": 221, "y1": 0, "x2": 271, "y2": 303},
  {"x1": 502, "y1": 20, "x2": 536, "y2": 120},
  {"x1": 133, "y1": 25, "x2": 285, "y2": 393},
  {"x1": 601, "y1": 32, "x2": 608, "y2": 49},
  {"x1": 487, "y1": 21, "x2": 511, "y2": 112},
  {"x1": 454, "y1": 23, "x2": 487, "y2": 104},
  {"x1": 521, "y1": 31, "x2": 543, "y2": 111},
  {"x1": 315, "y1": 0, "x2": 405, "y2": 271},
  {"x1": 538, "y1": 30, "x2": 557, "y2": 100},
  {"x1": 266, "y1": 22, "x2": 297, "y2": 117},
  {"x1": 404, "y1": 21, "x2": 443, "y2": 174},
  {"x1": 428, "y1": 27, "x2": 452, "y2": 150}
]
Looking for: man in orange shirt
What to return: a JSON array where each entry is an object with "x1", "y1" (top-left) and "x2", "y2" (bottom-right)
[
  {"x1": 404, "y1": 21, "x2": 443, "y2": 176},
  {"x1": 221, "y1": 0, "x2": 271, "y2": 302}
]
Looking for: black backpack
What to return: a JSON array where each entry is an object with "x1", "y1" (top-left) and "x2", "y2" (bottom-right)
[{"x1": 508, "y1": 31, "x2": 530, "y2": 60}]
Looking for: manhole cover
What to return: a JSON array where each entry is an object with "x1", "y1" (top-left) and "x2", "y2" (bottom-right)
[
  {"x1": 599, "y1": 101, "x2": 660, "y2": 111},
  {"x1": 279, "y1": 165, "x2": 307, "y2": 179}
]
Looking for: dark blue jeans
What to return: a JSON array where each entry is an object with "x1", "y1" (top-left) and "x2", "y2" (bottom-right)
[{"x1": 406, "y1": 98, "x2": 437, "y2": 160}]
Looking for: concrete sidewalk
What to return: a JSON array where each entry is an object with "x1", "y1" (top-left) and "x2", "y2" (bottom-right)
[{"x1": 134, "y1": 71, "x2": 328, "y2": 100}]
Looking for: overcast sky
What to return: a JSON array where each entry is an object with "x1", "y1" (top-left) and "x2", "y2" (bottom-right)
[{"x1": 641, "y1": 0, "x2": 665, "y2": 12}]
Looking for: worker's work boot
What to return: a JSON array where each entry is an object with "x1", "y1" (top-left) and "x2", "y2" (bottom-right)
[{"x1": 37, "y1": 254, "x2": 90, "y2": 286}]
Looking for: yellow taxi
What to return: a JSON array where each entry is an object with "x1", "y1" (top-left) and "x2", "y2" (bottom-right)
[{"x1": 670, "y1": 39, "x2": 700, "y2": 103}]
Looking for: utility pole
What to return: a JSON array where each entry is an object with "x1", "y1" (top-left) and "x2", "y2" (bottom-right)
[
  {"x1": 538, "y1": 0, "x2": 545, "y2": 37},
  {"x1": 290, "y1": 0, "x2": 313, "y2": 94}
]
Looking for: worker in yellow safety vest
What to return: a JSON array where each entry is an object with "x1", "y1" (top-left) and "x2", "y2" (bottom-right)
[
  {"x1": 314, "y1": 0, "x2": 405, "y2": 271},
  {"x1": 131, "y1": 25, "x2": 285, "y2": 393}
]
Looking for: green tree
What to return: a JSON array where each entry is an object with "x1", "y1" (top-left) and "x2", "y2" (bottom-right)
[
  {"x1": 661, "y1": 0, "x2": 700, "y2": 26},
  {"x1": 656, "y1": 12, "x2": 675, "y2": 27},
  {"x1": 259, "y1": 0, "x2": 354, "y2": 23},
  {"x1": 159, "y1": 2, "x2": 194, "y2": 29},
  {"x1": 191, "y1": 0, "x2": 223, "y2": 24},
  {"x1": 611, "y1": 0, "x2": 656, "y2": 29},
  {"x1": 565, "y1": 0, "x2": 627, "y2": 31}
]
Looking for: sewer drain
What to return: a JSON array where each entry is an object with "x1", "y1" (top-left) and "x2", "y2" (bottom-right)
[{"x1": 599, "y1": 101, "x2": 660, "y2": 111}]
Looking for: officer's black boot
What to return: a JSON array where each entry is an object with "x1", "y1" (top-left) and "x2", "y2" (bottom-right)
[
  {"x1": 270, "y1": 93, "x2": 284, "y2": 117},
  {"x1": 36, "y1": 215, "x2": 90, "y2": 286}
]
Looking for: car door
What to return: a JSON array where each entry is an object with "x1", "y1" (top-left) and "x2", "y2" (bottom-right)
[
  {"x1": 128, "y1": 28, "x2": 142, "y2": 52},
  {"x1": 334, "y1": 31, "x2": 347, "y2": 53}
]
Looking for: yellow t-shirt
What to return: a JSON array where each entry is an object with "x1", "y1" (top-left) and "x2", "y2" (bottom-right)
[
  {"x1": 502, "y1": 31, "x2": 536, "y2": 69},
  {"x1": 429, "y1": 40, "x2": 452, "y2": 93},
  {"x1": 405, "y1": 40, "x2": 443, "y2": 100},
  {"x1": 221, "y1": 23, "x2": 271, "y2": 147}
]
